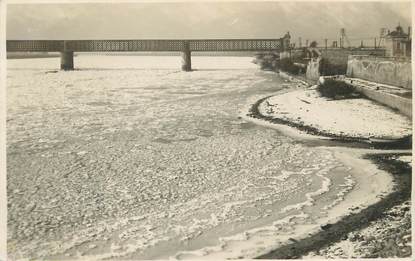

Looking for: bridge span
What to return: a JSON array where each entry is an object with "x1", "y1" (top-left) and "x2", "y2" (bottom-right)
[{"x1": 7, "y1": 39, "x2": 285, "y2": 71}]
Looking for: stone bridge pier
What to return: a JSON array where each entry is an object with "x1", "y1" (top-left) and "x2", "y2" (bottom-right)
[
  {"x1": 60, "y1": 41, "x2": 74, "y2": 70},
  {"x1": 181, "y1": 41, "x2": 191, "y2": 71},
  {"x1": 60, "y1": 51, "x2": 74, "y2": 70}
]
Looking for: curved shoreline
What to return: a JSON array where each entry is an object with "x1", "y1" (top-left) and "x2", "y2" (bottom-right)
[
  {"x1": 170, "y1": 86, "x2": 406, "y2": 260},
  {"x1": 256, "y1": 152, "x2": 411, "y2": 259},
  {"x1": 247, "y1": 94, "x2": 412, "y2": 150},
  {"x1": 244, "y1": 90, "x2": 411, "y2": 259}
]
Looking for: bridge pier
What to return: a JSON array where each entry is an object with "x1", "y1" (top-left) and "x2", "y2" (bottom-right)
[
  {"x1": 60, "y1": 51, "x2": 74, "y2": 70},
  {"x1": 181, "y1": 41, "x2": 191, "y2": 71}
]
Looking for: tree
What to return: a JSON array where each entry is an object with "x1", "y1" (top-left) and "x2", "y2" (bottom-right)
[{"x1": 310, "y1": 41, "x2": 318, "y2": 48}]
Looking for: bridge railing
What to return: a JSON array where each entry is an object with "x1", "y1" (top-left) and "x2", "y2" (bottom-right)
[
  {"x1": 7, "y1": 39, "x2": 283, "y2": 52},
  {"x1": 189, "y1": 39, "x2": 282, "y2": 52},
  {"x1": 7, "y1": 40, "x2": 64, "y2": 52},
  {"x1": 65, "y1": 40, "x2": 186, "y2": 52}
]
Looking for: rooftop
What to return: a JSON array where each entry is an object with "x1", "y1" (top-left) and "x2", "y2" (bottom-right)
[{"x1": 387, "y1": 25, "x2": 409, "y2": 38}]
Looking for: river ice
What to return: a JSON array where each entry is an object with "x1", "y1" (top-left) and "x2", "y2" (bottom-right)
[{"x1": 8, "y1": 55, "x2": 358, "y2": 260}]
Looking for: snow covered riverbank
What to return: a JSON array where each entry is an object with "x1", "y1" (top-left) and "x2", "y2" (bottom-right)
[
  {"x1": 243, "y1": 77, "x2": 412, "y2": 259},
  {"x1": 304, "y1": 152, "x2": 412, "y2": 259},
  {"x1": 257, "y1": 88, "x2": 412, "y2": 139}
]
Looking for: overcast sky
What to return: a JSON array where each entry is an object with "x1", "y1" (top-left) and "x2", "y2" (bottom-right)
[{"x1": 6, "y1": 1, "x2": 412, "y2": 45}]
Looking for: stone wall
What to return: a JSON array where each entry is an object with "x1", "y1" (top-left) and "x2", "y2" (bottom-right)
[
  {"x1": 320, "y1": 48, "x2": 386, "y2": 66},
  {"x1": 303, "y1": 48, "x2": 386, "y2": 80},
  {"x1": 320, "y1": 75, "x2": 412, "y2": 118},
  {"x1": 306, "y1": 57, "x2": 321, "y2": 81},
  {"x1": 354, "y1": 85, "x2": 412, "y2": 118},
  {"x1": 346, "y1": 55, "x2": 412, "y2": 89}
]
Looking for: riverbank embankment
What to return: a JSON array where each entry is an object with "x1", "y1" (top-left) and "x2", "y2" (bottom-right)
[{"x1": 244, "y1": 74, "x2": 412, "y2": 259}]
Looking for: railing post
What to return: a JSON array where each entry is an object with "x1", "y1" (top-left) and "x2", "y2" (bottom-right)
[
  {"x1": 181, "y1": 41, "x2": 191, "y2": 71},
  {"x1": 60, "y1": 41, "x2": 74, "y2": 70}
]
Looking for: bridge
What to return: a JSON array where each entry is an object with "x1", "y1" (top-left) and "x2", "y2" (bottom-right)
[{"x1": 7, "y1": 38, "x2": 285, "y2": 71}]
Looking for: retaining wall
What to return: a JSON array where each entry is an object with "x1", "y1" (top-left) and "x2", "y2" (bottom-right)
[
  {"x1": 354, "y1": 85, "x2": 412, "y2": 118},
  {"x1": 321, "y1": 48, "x2": 385, "y2": 66},
  {"x1": 347, "y1": 55, "x2": 412, "y2": 90},
  {"x1": 304, "y1": 48, "x2": 385, "y2": 80},
  {"x1": 320, "y1": 76, "x2": 412, "y2": 118},
  {"x1": 306, "y1": 57, "x2": 321, "y2": 81}
]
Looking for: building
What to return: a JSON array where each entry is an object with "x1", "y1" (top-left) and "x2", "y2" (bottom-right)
[
  {"x1": 385, "y1": 24, "x2": 411, "y2": 57},
  {"x1": 282, "y1": 31, "x2": 291, "y2": 51}
]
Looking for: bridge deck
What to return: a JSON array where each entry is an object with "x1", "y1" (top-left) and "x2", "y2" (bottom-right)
[{"x1": 7, "y1": 39, "x2": 283, "y2": 52}]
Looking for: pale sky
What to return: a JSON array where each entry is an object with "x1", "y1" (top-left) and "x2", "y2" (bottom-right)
[{"x1": 6, "y1": 1, "x2": 412, "y2": 45}]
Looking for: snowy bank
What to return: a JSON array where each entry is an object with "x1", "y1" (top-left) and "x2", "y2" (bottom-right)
[
  {"x1": 258, "y1": 88, "x2": 412, "y2": 140},
  {"x1": 303, "y1": 152, "x2": 412, "y2": 259}
]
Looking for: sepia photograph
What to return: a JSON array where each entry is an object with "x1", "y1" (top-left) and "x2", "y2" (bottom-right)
[{"x1": 1, "y1": 0, "x2": 413, "y2": 260}]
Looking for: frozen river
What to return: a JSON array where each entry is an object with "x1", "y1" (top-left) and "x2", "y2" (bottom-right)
[{"x1": 7, "y1": 55, "x2": 370, "y2": 260}]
